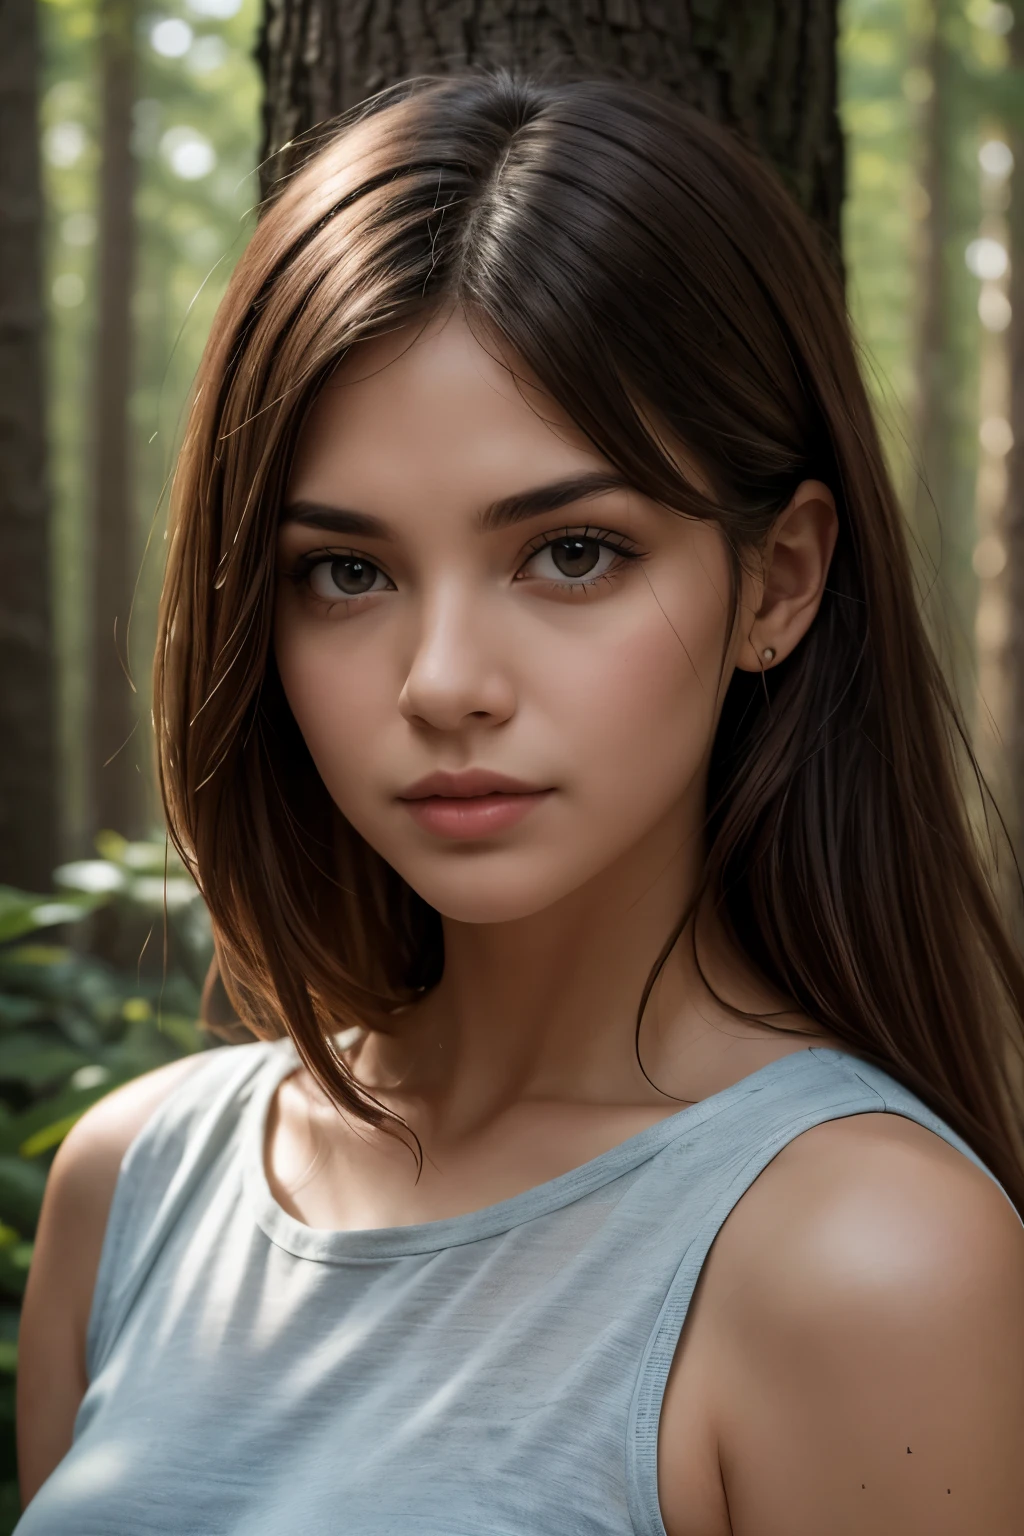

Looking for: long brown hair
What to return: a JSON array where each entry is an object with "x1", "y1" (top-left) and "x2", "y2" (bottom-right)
[{"x1": 155, "y1": 70, "x2": 1024, "y2": 1204}]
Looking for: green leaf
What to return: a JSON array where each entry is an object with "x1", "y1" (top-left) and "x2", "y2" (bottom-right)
[
  {"x1": 119, "y1": 839, "x2": 173, "y2": 875},
  {"x1": 0, "y1": 887, "x2": 94, "y2": 944},
  {"x1": 93, "y1": 830, "x2": 129, "y2": 864},
  {"x1": 0, "y1": 995, "x2": 46, "y2": 1030},
  {"x1": 0, "y1": 1080, "x2": 116, "y2": 1158},
  {"x1": 29, "y1": 899, "x2": 93, "y2": 930},
  {"x1": 52, "y1": 860, "x2": 125, "y2": 897},
  {"x1": 0, "y1": 1243, "x2": 32, "y2": 1301},
  {"x1": 0, "y1": 887, "x2": 46, "y2": 944},
  {"x1": 154, "y1": 1012, "x2": 202, "y2": 1054},
  {"x1": 0, "y1": 1160, "x2": 47, "y2": 1233},
  {"x1": 0, "y1": 943, "x2": 70, "y2": 973},
  {"x1": 19, "y1": 1116, "x2": 80, "y2": 1159},
  {"x1": 0, "y1": 1032, "x2": 87, "y2": 1089}
]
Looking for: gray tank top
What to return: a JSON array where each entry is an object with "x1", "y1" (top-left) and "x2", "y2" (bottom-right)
[{"x1": 15, "y1": 1035, "x2": 1020, "y2": 1536}]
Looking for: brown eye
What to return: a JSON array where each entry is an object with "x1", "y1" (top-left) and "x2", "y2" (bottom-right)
[
  {"x1": 550, "y1": 538, "x2": 600, "y2": 578},
  {"x1": 522, "y1": 536, "x2": 621, "y2": 585},
  {"x1": 309, "y1": 557, "x2": 389, "y2": 600}
]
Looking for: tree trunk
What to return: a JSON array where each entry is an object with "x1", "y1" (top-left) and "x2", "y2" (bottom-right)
[
  {"x1": 255, "y1": 0, "x2": 844, "y2": 251},
  {"x1": 909, "y1": 3, "x2": 955, "y2": 602},
  {"x1": 1004, "y1": 5, "x2": 1024, "y2": 862},
  {"x1": 0, "y1": 0, "x2": 57, "y2": 891},
  {"x1": 90, "y1": 0, "x2": 143, "y2": 840}
]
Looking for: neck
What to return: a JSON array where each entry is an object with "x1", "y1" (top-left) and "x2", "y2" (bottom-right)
[{"x1": 360, "y1": 800, "x2": 796, "y2": 1135}]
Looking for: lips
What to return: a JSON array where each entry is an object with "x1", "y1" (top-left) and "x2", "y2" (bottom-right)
[
  {"x1": 396, "y1": 769, "x2": 553, "y2": 840},
  {"x1": 398, "y1": 769, "x2": 548, "y2": 800}
]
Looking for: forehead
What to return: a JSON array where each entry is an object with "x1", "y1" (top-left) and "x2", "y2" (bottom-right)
[{"x1": 287, "y1": 309, "x2": 610, "y2": 506}]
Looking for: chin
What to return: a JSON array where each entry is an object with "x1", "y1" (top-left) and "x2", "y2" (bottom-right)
[{"x1": 387, "y1": 847, "x2": 595, "y2": 926}]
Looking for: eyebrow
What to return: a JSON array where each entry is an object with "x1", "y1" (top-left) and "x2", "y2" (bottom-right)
[{"x1": 280, "y1": 471, "x2": 632, "y2": 538}]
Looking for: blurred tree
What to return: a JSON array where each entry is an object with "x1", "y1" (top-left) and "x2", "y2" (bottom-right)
[
  {"x1": 910, "y1": 0, "x2": 957, "y2": 588},
  {"x1": 255, "y1": 0, "x2": 845, "y2": 251},
  {"x1": 906, "y1": 0, "x2": 1010, "y2": 721},
  {"x1": 840, "y1": 0, "x2": 918, "y2": 471},
  {"x1": 129, "y1": 0, "x2": 261, "y2": 825},
  {"x1": 0, "y1": 0, "x2": 57, "y2": 890},
  {"x1": 90, "y1": 0, "x2": 143, "y2": 840},
  {"x1": 1003, "y1": 0, "x2": 1024, "y2": 856},
  {"x1": 38, "y1": 0, "x2": 261, "y2": 858}
]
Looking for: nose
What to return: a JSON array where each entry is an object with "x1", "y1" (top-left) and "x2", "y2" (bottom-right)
[{"x1": 398, "y1": 582, "x2": 516, "y2": 732}]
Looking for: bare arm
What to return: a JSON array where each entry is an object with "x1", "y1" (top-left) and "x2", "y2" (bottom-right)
[
  {"x1": 16, "y1": 1052, "x2": 209, "y2": 1510},
  {"x1": 701, "y1": 1114, "x2": 1024, "y2": 1535}
]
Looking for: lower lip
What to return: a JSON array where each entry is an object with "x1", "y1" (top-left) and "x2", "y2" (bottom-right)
[{"x1": 400, "y1": 791, "x2": 552, "y2": 839}]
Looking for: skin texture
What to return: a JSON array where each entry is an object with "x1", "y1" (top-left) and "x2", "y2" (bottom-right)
[{"x1": 18, "y1": 307, "x2": 1024, "y2": 1530}]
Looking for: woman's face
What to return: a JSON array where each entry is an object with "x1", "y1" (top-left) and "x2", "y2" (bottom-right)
[{"x1": 275, "y1": 309, "x2": 743, "y2": 925}]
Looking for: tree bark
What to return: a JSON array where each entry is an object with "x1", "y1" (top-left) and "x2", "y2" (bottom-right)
[
  {"x1": 0, "y1": 0, "x2": 57, "y2": 890},
  {"x1": 90, "y1": 0, "x2": 144, "y2": 840},
  {"x1": 255, "y1": 0, "x2": 844, "y2": 252}
]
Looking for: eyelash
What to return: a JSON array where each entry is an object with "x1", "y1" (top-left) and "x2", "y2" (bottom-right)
[
  {"x1": 518, "y1": 526, "x2": 641, "y2": 587},
  {"x1": 286, "y1": 526, "x2": 645, "y2": 607}
]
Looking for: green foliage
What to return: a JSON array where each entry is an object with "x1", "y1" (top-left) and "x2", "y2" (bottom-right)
[{"x1": 0, "y1": 835, "x2": 213, "y2": 1525}]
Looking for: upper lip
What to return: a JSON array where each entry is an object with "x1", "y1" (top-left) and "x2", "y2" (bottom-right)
[{"x1": 398, "y1": 770, "x2": 549, "y2": 800}]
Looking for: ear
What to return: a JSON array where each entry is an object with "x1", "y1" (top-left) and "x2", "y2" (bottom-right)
[{"x1": 734, "y1": 479, "x2": 838, "y2": 673}]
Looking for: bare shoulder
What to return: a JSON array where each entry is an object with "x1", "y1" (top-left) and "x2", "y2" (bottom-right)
[
  {"x1": 60, "y1": 1049, "x2": 212, "y2": 1170},
  {"x1": 16, "y1": 1052, "x2": 209, "y2": 1509},
  {"x1": 722, "y1": 1109, "x2": 1023, "y2": 1288},
  {"x1": 701, "y1": 1112, "x2": 1024, "y2": 1535}
]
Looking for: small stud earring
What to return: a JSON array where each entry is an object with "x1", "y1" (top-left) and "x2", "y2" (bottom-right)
[{"x1": 762, "y1": 647, "x2": 776, "y2": 662}]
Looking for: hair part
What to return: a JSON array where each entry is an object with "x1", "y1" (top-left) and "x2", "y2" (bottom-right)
[{"x1": 155, "y1": 69, "x2": 1024, "y2": 1201}]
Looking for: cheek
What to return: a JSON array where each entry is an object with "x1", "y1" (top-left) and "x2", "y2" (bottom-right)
[
  {"x1": 273, "y1": 605, "x2": 390, "y2": 802},
  {"x1": 539, "y1": 574, "x2": 730, "y2": 807}
]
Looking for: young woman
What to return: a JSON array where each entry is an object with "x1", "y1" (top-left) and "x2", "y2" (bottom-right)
[{"x1": 16, "y1": 71, "x2": 1024, "y2": 1536}]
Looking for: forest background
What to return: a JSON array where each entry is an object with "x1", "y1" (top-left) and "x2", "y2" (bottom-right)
[{"x1": 0, "y1": 0, "x2": 1020, "y2": 1527}]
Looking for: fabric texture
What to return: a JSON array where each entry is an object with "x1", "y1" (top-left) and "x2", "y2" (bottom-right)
[{"x1": 15, "y1": 1036, "x2": 1020, "y2": 1536}]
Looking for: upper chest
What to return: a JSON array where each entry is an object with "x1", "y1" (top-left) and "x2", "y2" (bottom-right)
[{"x1": 263, "y1": 1069, "x2": 744, "y2": 1536}]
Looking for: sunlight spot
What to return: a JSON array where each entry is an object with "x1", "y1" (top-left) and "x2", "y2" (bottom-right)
[
  {"x1": 979, "y1": 287, "x2": 1011, "y2": 332},
  {"x1": 161, "y1": 126, "x2": 217, "y2": 180},
  {"x1": 979, "y1": 416, "x2": 1013, "y2": 457},
  {"x1": 151, "y1": 18, "x2": 194, "y2": 57},
  {"x1": 188, "y1": 34, "x2": 229, "y2": 73},
  {"x1": 45, "y1": 122, "x2": 86, "y2": 168},
  {"x1": 979, "y1": 139, "x2": 1014, "y2": 180},
  {"x1": 52, "y1": 273, "x2": 85, "y2": 308},
  {"x1": 966, "y1": 238, "x2": 1008, "y2": 281},
  {"x1": 61, "y1": 211, "x2": 97, "y2": 246},
  {"x1": 187, "y1": 0, "x2": 243, "y2": 16}
]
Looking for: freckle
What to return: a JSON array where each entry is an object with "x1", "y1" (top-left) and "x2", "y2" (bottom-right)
[{"x1": 906, "y1": 1446, "x2": 912, "y2": 1454}]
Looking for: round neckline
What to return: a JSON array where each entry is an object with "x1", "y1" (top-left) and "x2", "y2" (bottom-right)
[{"x1": 242, "y1": 1034, "x2": 842, "y2": 1263}]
